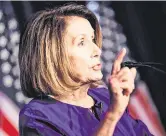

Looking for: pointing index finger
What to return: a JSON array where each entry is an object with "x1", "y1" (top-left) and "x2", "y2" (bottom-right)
[{"x1": 112, "y1": 48, "x2": 126, "y2": 75}]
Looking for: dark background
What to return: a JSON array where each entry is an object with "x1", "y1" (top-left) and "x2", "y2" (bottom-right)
[
  {"x1": 11, "y1": 1, "x2": 166, "y2": 129},
  {"x1": 111, "y1": 2, "x2": 166, "y2": 130}
]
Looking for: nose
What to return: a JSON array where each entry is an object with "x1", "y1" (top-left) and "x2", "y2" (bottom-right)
[{"x1": 91, "y1": 43, "x2": 102, "y2": 58}]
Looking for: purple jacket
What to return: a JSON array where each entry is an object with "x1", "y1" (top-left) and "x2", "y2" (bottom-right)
[{"x1": 19, "y1": 87, "x2": 153, "y2": 136}]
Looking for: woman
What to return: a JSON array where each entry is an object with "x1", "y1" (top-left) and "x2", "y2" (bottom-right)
[{"x1": 19, "y1": 3, "x2": 153, "y2": 136}]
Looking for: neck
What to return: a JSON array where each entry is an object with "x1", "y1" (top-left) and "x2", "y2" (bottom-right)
[{"x1": 51, "y1": 84, "x2": 94, "y2": 108}]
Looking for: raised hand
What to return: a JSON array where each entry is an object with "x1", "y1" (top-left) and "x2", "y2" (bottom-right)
[
  {"x1": 108, "y1": 48, "x2": 137, "y2": 117},
  {"x1": 94, "y1": 48, "x2": 137, "y2": 136}
]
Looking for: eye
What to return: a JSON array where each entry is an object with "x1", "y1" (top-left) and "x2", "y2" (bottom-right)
[{"x1": 78, "y1": 40, "x2": 84, "y2": 46}]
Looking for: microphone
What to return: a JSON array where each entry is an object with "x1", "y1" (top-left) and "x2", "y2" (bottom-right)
[
  {"x1": 91, "y1": 102, "x2": 103, "y2": 121},
  {"x1": 94, "y1": 102, "x2": 102, "y2": 110},
  {"x1": 121, "y1": 61, "x2": 166, "y2": 75}
]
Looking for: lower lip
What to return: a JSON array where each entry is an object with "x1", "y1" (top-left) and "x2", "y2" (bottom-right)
[{"x1": 92, "y1": 64, "x2": 102, "y2": 70}]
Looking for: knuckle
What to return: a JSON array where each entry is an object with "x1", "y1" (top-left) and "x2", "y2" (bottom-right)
[
  {"x1": 130, "y1": 83, "x2": 135, "y2": 91},
  {"x1": 109, "y1": 76, "x2": 117, "y2": 84},
  {"x1": 122, "y1": 67, "x2": 130, "y2": 73}
]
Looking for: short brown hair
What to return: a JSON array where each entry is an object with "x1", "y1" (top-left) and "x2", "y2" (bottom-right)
[{"x1": 19, "y1": 3, "x2": 103, "y2": 98}]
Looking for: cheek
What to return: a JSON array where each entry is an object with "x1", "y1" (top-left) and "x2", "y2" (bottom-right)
[
  {"x1": 70, "y1": 53, "x2": 91, "y2": 67},
  {"x1": 73, "y1": 58, "x2": 91, "y2": 72},
  {"x1": 70, "y1": 55, "x2": 91, "y2": 76}
]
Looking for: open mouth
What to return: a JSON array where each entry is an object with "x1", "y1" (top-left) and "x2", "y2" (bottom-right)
[{"x1": 92, "y1": 64, "x2": 102, "y2": 70}]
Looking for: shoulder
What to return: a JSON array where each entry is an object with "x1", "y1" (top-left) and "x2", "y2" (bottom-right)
[
  {"x1": 19, "y1": 95, "x2": 62, "y2": 121},
  {"x1": 19, "y1": 96, "x2": 67, "y2": 135},
  {"x1": 19, "y1": 98, "x2": 50, "y2": 128},
  {"x1": 19, "y1": 104, "x2": 65, "y2": 136},
  {"x1": 19, "y1": 94, "x2": 60, "y2": 129}
]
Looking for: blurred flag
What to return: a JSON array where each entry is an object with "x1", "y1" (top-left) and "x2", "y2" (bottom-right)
[
  {"x1": 0, "y1": 1, "x2": 22, "y2": 136},
  {"x1": 129, "y1": 81, "x2": 165, "y2": 136},
  {"x1": 0, "y1": 92, "x2": 19, "y2": 136}
]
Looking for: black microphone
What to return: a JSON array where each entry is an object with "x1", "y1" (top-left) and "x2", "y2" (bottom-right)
[
  {"x1": 94, "y1": 102, "x2": 102, "y2": 110},
  {"x1": 121, "y1": 61, "x2": 166, "y2": 75},
  {"x1": 91, "y1": 102, "x2": 103, "y2": 121}
]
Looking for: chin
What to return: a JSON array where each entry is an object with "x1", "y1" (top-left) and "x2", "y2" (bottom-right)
[
  {"x1": 80, "y1": 71, "x2": 103, "y2": 83},
  {"x1": 91, "y1": 72, "x2": 103, "y2": 81}
]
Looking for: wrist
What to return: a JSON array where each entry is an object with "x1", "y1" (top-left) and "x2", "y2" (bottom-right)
[{"x1": 104, "y1": 111, "x2": 120, "y2": 125}]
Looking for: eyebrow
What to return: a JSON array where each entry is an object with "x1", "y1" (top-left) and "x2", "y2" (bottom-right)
[
  {"x1": 73, "y1": 32, "x2": 95, "y2": 42},
  {"x1": 72, "y1": 34, "x2": 95, "y2": 43}
]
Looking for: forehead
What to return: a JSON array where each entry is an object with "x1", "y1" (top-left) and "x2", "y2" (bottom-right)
[{"x1": 65, "y1": 16, "x2": 94, "y2": 38}]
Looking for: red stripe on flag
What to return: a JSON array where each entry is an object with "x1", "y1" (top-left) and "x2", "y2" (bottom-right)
[
  {"x1": 135, "y1": 88, "x2": 165, "y2": 135},
  {"x1": 0, "y1": 110, "x2": 19, "y2": 136},
  {"x1": 128, "y1": 104, "x2": 138, "y2": 119}
]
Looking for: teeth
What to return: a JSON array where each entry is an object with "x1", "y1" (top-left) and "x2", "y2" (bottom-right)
[
  {"x1": 93, "y1": 66, "x2": 99, "y2": 69},
  {"x1": 93, "y1": 65, "x2": 101, "y2": 70}
]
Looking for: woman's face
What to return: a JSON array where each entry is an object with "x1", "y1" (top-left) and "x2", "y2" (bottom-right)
[{"x1": 65, "y1": 16, "x2": 103, "y2": 83}]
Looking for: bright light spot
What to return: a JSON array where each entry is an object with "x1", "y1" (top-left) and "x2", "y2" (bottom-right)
[
  {"x1": 103, "y1": 39, "x2": 114, "y2": 49},
  {"x1": 13, "y1": 46, "x2": 19, "y2": 57},
  {"x1": 8, "y1": 18, "x2": 18, "y2": 30},
  {"x1": 104, "y1": 62, "x2": 113, "y2": 73},
  {"x1": 102, "y1": 27, "x2": 112, "y2": 37},
  {"x1": 0, "y1": 23, "x2": 5, "y2": 34},
  {"x1": 2, "y1": 75, "x2": 13, "y2": 87},
  {"x1": 14, "y1": 79, "x2": 21, "y2": 90},
  {"x1": 103, "y1": 50, "x2": 115, "y2": 61},
  {"x1": 0, "y1": 48, "x2": 9, "y2": 60},
  {"x1": 10, "y1": 31, "x2": 20, "y2": 44},
  {"x1": 87, "y1": 2, "x2": 99, "y2": 11},
  {"x1": 110, "y1": 20, "x2": 117, "y2": 29},
  {"x1": 15, "y1": 91, "x2": 25, "y2": 103},
  {"x1": 103, "y1": 7, "x2": 115, "y2": 18},
  {"x1": 116, "y1": 33, "x2": 127, "y2": 44},
  {"x1": 12, "y1": 65, "x2": 20, "y2": 76},
  {"x1": 1, "y1": 62, "x2": 11, "y2": 74},
  {"x1": 0, "y1": 36, "x2": 8, "y2": 47}
]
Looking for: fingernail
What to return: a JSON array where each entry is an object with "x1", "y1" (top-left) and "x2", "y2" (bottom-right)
[{"x1": 122, "y1": 48, "x2": 126, "y2": 52}]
